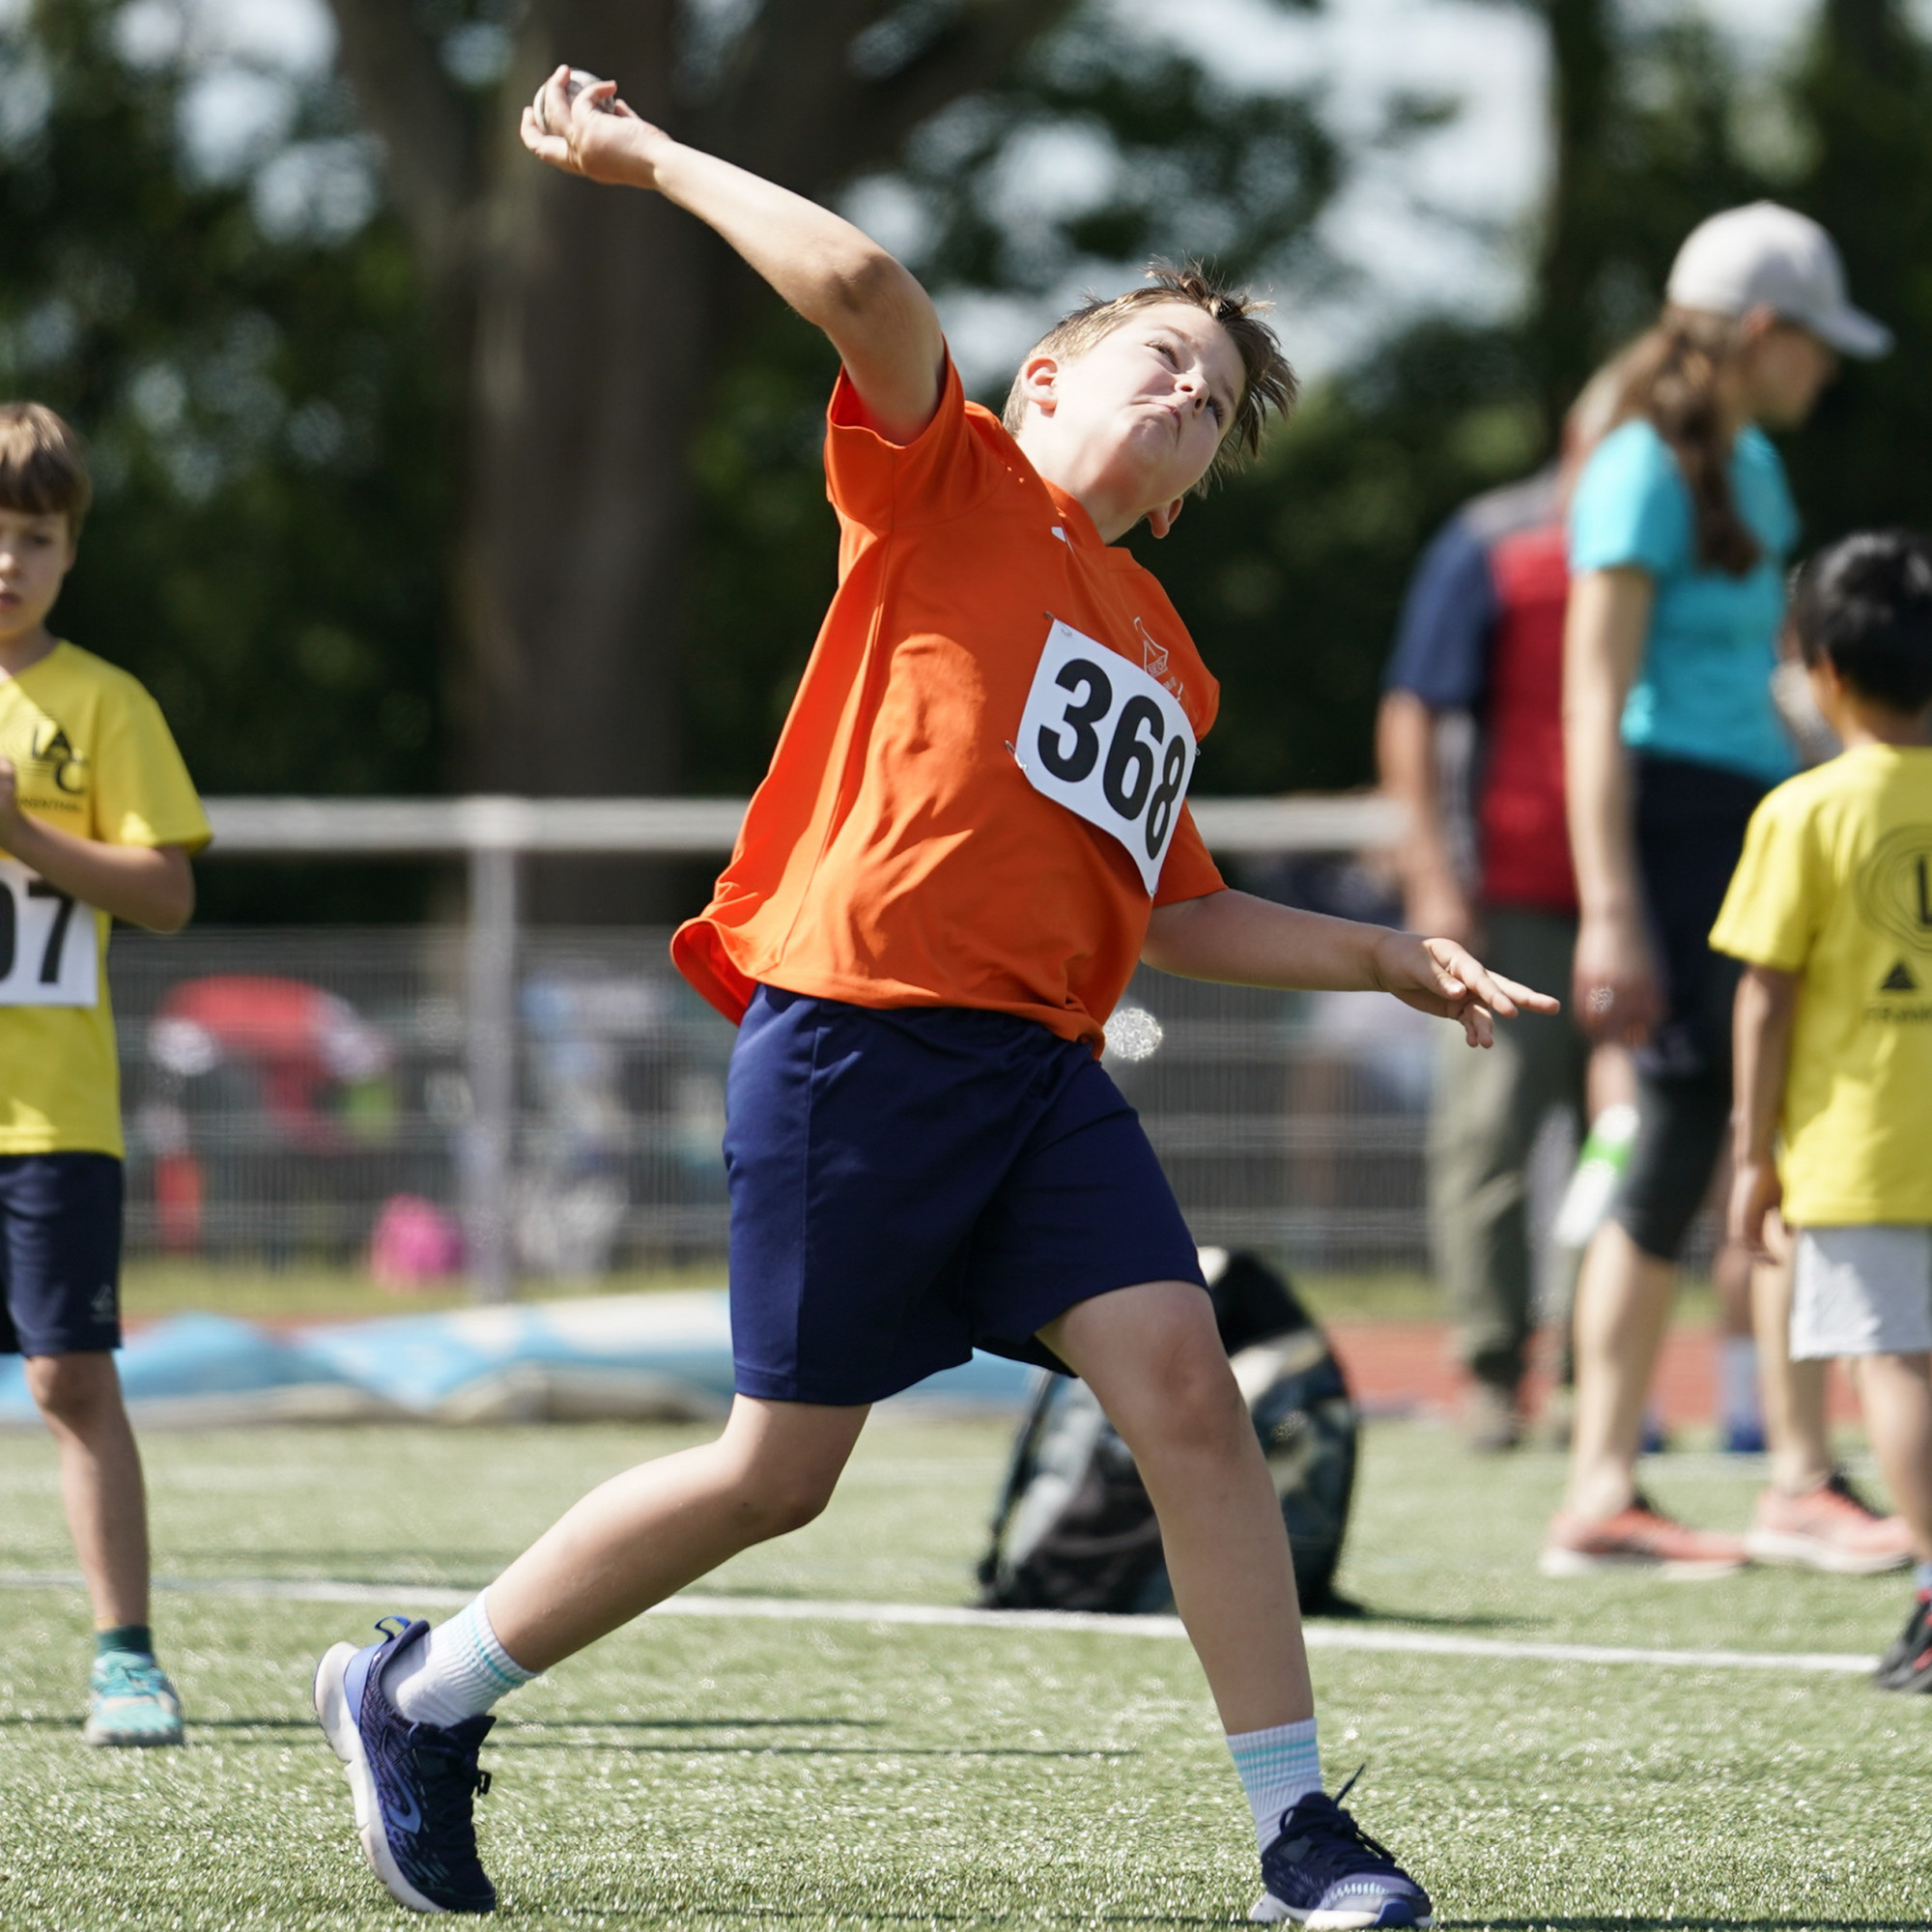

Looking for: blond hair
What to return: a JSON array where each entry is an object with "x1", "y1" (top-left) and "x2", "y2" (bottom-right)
[
  {"x1": 0, "y1": 403, "x2": 91, "y2": 538},
  {"x1": 1002, "y1": 261, "x2": 1297, "y2": 489}
]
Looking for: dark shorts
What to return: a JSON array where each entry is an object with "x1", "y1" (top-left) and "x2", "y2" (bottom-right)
[
  {"x1": 0, "y1": 1153, "x2": 125, "y2": 1356},
  {"x1": 724, "y1": 987, "x2": 1204, "y2": 1406},
  {"x1": 1610, "y1": 755, "x2": 1766, "y2": 1262},
  {"x1": 1629, "y1": 753, "x2": 1764, "y2": 1081}
]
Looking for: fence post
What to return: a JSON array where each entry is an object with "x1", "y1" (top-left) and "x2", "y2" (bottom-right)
[{"x1": 465, "y1": 838, "x2": 520, "y2": 1303}]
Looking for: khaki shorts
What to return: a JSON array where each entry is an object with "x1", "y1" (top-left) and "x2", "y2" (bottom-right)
[{"x1": 1791, "y1": 1226, "x2": 1932, "y2": 1359}]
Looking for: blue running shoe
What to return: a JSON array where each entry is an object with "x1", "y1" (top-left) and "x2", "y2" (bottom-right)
[
  {"x1": 1252, "y1": 1773, "x2": 1433, "y2": 1928},
  {"x1": 84, "y1": 1650, "x2": 184, "y2": 1747},
  {"x1": 313, "y1": 1617, "x2": 497, "y2": 1915}
]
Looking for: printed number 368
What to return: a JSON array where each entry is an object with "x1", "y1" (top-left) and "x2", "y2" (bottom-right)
[{"x1": 1036, "y1": 657, "x2": 1187, "y2": 860}]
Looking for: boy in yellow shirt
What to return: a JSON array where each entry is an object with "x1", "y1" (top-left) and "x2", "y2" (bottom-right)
[
  {"x1": 1716, "y1": 526, "x2": 1932, "y2": 1690},
  {"x1": 0, "y1": 403, "x2": 211, "y2": 1744}
]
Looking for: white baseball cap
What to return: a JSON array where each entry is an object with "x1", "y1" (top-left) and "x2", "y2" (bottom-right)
[{"x1": 1666, "y1": 201, "x2": 1892, "y2": 357}]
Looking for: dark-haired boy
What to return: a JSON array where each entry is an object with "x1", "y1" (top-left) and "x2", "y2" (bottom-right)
[
  {"x1": 308, "y1": 71, "x2": 1558, "y2": 1919},
  {"x1": 1718, "y1": 527, "x2": 1932, "y2": 1690},
  {"x1": 0, "y1": 402, "x2": 209, "y2": 1745}
]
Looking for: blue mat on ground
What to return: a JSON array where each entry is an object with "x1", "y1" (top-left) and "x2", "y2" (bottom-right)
[{"x1": 0, "y1": 1292, "x2": 1038, "y2": 1428}]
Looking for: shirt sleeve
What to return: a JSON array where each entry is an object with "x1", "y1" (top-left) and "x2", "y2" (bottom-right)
[
  {"x1": 822, "y1": 352, "x2": 1001, "y2": 533},
  {"x1": 1381, "y1": 515, "x2": 1498, "y2": 708},
  {"x1": 1152, "y1": 803, "x2": 1226, "y2": 905},
  {"x1": 1568, "y1": 421, "x2": 1689, "y2": 579},
  {"x1": 91, "y1": 678, "x2": 212, "y2": 852},
  {"x1": 1709, "y1": 784, "x2": 1816, "y2": 970}
]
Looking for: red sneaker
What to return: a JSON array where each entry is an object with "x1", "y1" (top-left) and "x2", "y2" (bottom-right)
[
  {"x1": 1540, "y1": 1493, "x2": 1750, "y2": 1578},
  {"x1": 1744, "y1": 1472, "x2": 1914, "y2": 1575}
]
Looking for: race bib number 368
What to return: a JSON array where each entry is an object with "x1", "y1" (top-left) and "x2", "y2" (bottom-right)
[
  {"x1": 1015, "y1": 619, "x2": 1197, "y2": 894},
  {"x1": 0, "y1": 857, "x2": 98, "y2": 1008}
]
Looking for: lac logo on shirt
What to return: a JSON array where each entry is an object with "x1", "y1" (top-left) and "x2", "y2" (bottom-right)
[{"x1": 11, "y1": 714, "x2": 90, "y2": 816}]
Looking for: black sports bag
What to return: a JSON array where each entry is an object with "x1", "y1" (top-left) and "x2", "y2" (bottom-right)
[{"x1": 976, "y1": 1249, "x2": 1358, "y2": 1614}]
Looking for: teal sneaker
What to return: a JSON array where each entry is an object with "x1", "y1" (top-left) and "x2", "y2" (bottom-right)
[{"x1": 84, "y1": 1650, "x2": 185, "y2": 1747}]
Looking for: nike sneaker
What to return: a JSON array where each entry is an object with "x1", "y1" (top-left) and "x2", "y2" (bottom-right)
[
  {"x1": 1875, "y1": 1592, "x2": 1932, "y2": 1693},
  {"x1": 1540, "y1": 1494, "x2": 1748, "y2": 1578},
  {"x1": 1252, "y1": 1773, "x2": 1433, "y2": 1928},
  {"x1": 313, "y1": 1616, "x2": 497, "y2": 1915},
  {"x1": 1745, "y1": 1472, "x2": 1913, "y2": 1576}
]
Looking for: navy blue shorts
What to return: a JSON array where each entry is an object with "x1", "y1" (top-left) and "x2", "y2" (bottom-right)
[
  {"x1": 724, "y1": 987, "x2": 1204, "y2": 1406},
  {"x1": 0, "y1": 1153, "x2": 124, "y2": 1356}
]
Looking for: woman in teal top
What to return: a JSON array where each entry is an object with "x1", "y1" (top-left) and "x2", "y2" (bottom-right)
[{"x1": 1548, "y1": 203, "x2": 1893, "y2": 1577}]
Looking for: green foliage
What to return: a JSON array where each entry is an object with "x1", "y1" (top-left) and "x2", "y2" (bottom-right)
[
  {"x1": 13, "y1": 0, "x2": 1932, "y2": 901},
  {"x1": 0, "y1": 0, "x2": 451, "y2": 916},
  {"x1": 1135, "y1": 323, "x2": 1541, "y2": 794},
  {"x1": 679, "y1": 3, "x2": 1352, "y2": 798},
  {"x1": 1780, "y1": 1, "x2": 1932, "y2": 550}
]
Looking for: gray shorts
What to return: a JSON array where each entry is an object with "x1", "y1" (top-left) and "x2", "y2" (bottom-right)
[{"x1": 1791, "y1": 1226, "x2": 1932, "y2": 1359}]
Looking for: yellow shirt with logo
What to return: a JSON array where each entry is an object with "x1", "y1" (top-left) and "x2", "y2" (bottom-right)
[
  {"x1": 1711, "y1": 743, "x2": 1932, "y2": 1226},
  {"x1": 0, "y1": 641, "x2": 211, "y2": 1157}
]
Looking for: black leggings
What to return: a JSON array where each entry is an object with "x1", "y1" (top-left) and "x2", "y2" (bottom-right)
[{"x1": 1607, "y1": 755, "x2": 1764, "y2": 1263}]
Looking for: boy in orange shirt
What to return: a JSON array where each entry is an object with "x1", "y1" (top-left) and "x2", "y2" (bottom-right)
[{"x1": 310, "y1": 69, "x2": 1555, "y2": 1921}]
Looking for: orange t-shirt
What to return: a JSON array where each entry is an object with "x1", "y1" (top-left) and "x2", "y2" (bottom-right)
[{"x1": 671, "y1": 356, "x2": 1227, "y2": 1052}]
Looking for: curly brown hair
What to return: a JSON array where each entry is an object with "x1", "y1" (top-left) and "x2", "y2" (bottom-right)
[{"x1": 1002, "y1": 260, "x2": 1297, "y2": 491}]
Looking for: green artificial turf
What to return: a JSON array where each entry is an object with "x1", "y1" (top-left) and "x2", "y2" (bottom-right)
[{"x1": 1, "y1": 1416, "x2": 1926, "y2": 1929}]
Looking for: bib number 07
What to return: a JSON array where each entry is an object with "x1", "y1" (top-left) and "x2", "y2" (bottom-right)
[
  {"x1": 1014, "y1": 619, "x2": 1197, "y2": 894},
  {"x1": 0, "y1": 857, "x2": 98, "y2": 1008}
]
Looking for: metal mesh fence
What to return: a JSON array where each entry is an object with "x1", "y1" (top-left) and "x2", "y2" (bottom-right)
[{"x1": 108, "y1": 925, "x2": 1454, "y2": 1279}]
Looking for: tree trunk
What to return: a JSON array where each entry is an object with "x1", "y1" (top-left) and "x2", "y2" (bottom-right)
[
  {"x1": 458, "y1": 12, "x2": 713, "y2": 917},
  {"x1": 324, "y1": 0, "x2": 1080, "y2": 919},
  {"x1": 1532, "y1": 0, "x2": 1615, "y2": 432}
]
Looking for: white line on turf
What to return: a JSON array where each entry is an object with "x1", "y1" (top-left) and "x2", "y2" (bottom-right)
[{"x1": 0, "y1": 1571, "x2": 1879, "y2": 1675}]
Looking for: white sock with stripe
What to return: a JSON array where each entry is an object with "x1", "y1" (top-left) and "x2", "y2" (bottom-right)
[
  {"x1": 1226, "y1": 1717, "x2": 1322, "y2": 1851},
  {"x1": 384, "y1": 1592, "x2": 537, "y2": 1728}
]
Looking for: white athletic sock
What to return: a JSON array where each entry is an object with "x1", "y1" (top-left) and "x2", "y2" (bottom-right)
[
  {"x1": 384, "y1": 1592, "x2": 538, "y2": 1728},
  {"x1": 1227, "y1": 1717, "x2": 1321, "y2": 1852}
]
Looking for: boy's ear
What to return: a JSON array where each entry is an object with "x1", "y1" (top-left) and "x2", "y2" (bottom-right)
[
  {"x1": 1018, "y1": 352, "x2": 1061, "y2": 416},
  {"x1": 1145, "y1": 496, "x2": 1186, "y2": 540}
]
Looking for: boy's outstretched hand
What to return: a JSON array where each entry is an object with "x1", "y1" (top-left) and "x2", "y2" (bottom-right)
[
  {"x1": 1370, "y1": 929, "x2": 1560, "y2": 1049},
  {"x1": 521, "y1": 68, "x2": 663, "y2": 186}
]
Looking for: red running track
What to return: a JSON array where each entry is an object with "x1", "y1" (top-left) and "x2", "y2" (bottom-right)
[{"x1": 1324, "y1": 1320, "x2": 1865, "y2": 1428}]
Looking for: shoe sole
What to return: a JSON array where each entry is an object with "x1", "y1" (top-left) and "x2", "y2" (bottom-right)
[
  {"x1": 313, "y1": 1643, "x2": 451, "y2": 1916},
  {"x1": 1742, "y1": 1528, "x2": 1912, "y2": 1576},
  {"x1": 82, "y1": 1724, "x2": 184, "y2": 1747},
  {"x1": 1538, "y1": 1546, "x2": 1747, "y2": 1580},
  {"x1": 1251, "y1": 1891, "x2": 1432, "y2": 1928}
]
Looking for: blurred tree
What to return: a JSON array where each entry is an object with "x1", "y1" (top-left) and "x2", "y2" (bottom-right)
[
  {"x1": 0, "y1": 0, "x2": 450, "y2": 918},
  {"x1": 1780, "y1": 0, "x2": 1932, "y2": 545},
  {"x1": 677, "y1": 14, "x2": 1343, "y2": 794},
  {"x1": 317, "y1": 0, "x2": 1360, "y2": 914}
]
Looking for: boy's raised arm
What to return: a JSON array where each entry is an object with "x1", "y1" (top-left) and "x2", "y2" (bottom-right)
[{"x1": 521, "y1": 71, "x2": 946, "y2": 444}]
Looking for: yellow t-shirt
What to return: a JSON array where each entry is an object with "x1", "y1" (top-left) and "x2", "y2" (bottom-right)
[
  {"x1": 1710, "y1": 742, "x2": 1932, "y2": 1225},
  {"x1": 0, "y1": 640, "x2": 211, "y2": 1157}
]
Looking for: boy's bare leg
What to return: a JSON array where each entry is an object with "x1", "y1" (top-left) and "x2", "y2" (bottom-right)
[
  {"x1": 485, "y1": 1395, "x2": 869, "y2": 1671},
  {"x1": 1040, "y1": 1281, "x2": 1311, "y2": 1731},
  {"x1": 1752, "y1": 1252, "x2": 1833, "y2": 1494},
  {"x1": 1563, "y1": 1222, "x2": 1677, "y2": 1520},
  {"x1": 1850, "y1": 1353, "x2": 1932, "y2": 1561},
  {"x1": 26, "y1": 1353, "x2": 150, "y2": 1630}
]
